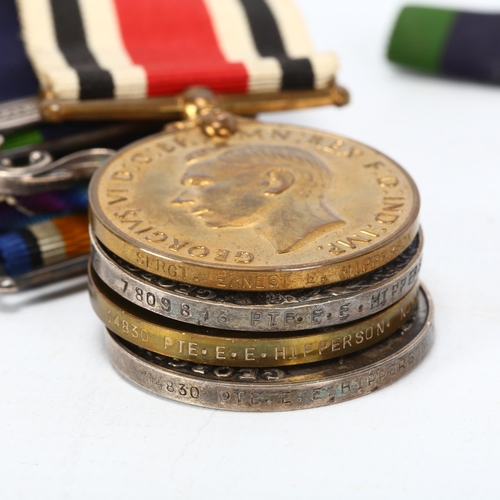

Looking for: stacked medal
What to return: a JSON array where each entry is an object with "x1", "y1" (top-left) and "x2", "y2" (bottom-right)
[{"x1": 88, "y1": 104, "x2": 433, "y2": 411}]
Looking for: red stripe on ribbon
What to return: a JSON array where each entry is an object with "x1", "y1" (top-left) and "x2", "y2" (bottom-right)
[{"x1": 114, "y1": 0, "x2": 249, "y2": 96}]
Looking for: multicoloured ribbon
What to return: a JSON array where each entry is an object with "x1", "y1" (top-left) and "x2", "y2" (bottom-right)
[
  {"x1": 0, "y1": 126, "x2": 91, "y2": 276},
  {"x1": 0, "y1": 120, "x2": 163, "y2": 276},
  {"x1": 388, "y1": 6, "x2": 500, "y2": 83},
  {"x1": 0, "y1": 183, "x2": 88, "y2": 231},
  {"x1": 0, "y1": 213, "x2": 90, "y2": 277},
  {"x1": 17, "y1": 0, "x2": 337, "y2": 100}
]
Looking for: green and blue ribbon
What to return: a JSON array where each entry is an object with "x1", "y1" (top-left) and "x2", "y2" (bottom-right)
[{"x1": 388, "y1": 6, "x2": 500, "y2": 83}]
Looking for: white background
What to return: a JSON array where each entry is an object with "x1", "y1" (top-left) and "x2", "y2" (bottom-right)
[{"x1": 2, "y1": 0, "x2": 500, "y2": 498}]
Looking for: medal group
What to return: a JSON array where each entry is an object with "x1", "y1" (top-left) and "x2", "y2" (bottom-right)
[
  {"x1": 0, "y1": 0, "x2": 434, "y2": 411},
  {"x1": 87, "y1": 115, "x2": 434, "y2": 412}
]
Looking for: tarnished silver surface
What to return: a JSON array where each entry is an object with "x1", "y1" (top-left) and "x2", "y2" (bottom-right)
[
  {"x1": 0, "y1": 96, "x2": 41, "y2": 134},
  {"x1": 92, "y1": 231, "x2": 423, "y2": 332},
  {"x1": 105, "y1": 285, "x2": 433, "y2": 412}
]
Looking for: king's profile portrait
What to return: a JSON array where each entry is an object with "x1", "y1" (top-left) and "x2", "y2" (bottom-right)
[{"x1": 172, "y1": 145, "x2": 345, "y2": 254}]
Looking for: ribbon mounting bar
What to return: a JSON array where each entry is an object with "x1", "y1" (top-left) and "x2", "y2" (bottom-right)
[{"x1": 39, "y1": 85, "x2": 349, "y2": 122}]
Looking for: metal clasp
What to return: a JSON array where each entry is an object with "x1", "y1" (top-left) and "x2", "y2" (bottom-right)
[
  {"x1": 0, "y1": 121, "x2": 167, "y2": 196},
  {"x1": 0, "y1": 147, "x2": 114, "y2": 196}
]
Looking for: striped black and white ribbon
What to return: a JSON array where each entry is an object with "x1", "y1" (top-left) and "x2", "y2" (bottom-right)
[{"x1": 17, "y1": 0, "x2": 338, "y2": 100}]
